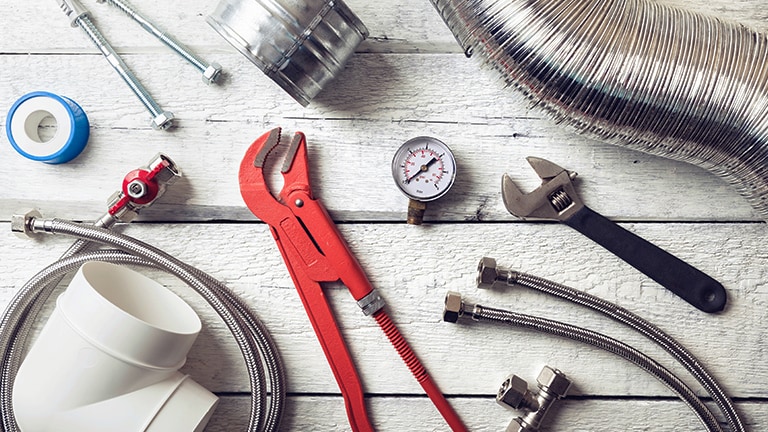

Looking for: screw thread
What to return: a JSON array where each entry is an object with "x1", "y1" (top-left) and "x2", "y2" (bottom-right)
[
  {"x1": 76, "y1": 16, "x2": 163, "y2": 116},
  {"x1": 103, "y1": 0, "x2": 208, "y2": 72}
]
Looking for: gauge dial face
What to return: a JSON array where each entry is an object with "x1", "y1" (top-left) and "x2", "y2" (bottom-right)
[{"x1": 391, "y1": 136, "x2": 456, "y2": 201}]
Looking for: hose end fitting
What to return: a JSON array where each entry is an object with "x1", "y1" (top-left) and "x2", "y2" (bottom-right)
[
  {"x1": 11, "y1": 209, "x2": 42, "y2": 238},
  {"x1": 443, "y1": 291, "x2": 475, "y2": 323},
  {"x1": 477, "y1": 256, "x2": 518, "y2": 289}
]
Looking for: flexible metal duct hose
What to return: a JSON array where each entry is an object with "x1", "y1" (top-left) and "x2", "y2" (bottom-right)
[
  {"x1": 0, "y1": 219, "x2": 286, "y2": 432},
  {"x1": 429, "y1": 0, "x2": 768, "y2": 219}
]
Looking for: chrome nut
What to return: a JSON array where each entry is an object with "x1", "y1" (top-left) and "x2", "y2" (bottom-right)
[
  {"x1": 151, "y1": 111, "x2": 174, "y2": 130},
  {"x1": 497, "y1": 374, "x2": 537, "y2": 411},
  {"x1": 11, "y1": 209, "x2": 42, "y2": 238},
  {"x1": 203, "y1": 63, "x2": 223, "y2": 85},
  {"x1": 477, "y1": 256, "x2": 499, "y2": 288},
  {"x1": 536, "y1": 366, "x2": 571, "y2": 398},
  {"x1": 443, "y1": 291, "x2": 463, "y2": 323},
  {"x1": 149, "y1": 154, "x2": 182, "y2": 186},
  {"x1": 505, "y1": 418, "x2": 527, "y2": 432}
]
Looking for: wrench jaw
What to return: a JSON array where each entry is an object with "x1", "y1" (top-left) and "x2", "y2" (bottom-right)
[
  {"x1": 501, "y1": 157, "x2": 584, "y2": 221},
  {"x1": 502, "y1": 174, "x2": 558, "y2": 220},
  {"x1": 526, "y1": 156, "x2": 568, "y2": 181},
  {"x1": 238, "y1": 127, "x2": 290, "y2": 225},
  {"x1": 278, "y1": 132, "x2": 313, "y2": 201},
  {"x1": 253, "y1": 127, "x2": 282, "y2": 169}
]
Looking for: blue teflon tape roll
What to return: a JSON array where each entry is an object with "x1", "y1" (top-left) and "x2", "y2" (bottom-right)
[{"x1": 6, "y1": 91, "x2": 90, "y2": 164}]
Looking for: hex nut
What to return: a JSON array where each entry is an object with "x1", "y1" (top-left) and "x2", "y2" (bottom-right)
[
  {"x1": 11, "y1": 209, "x2": 42, "y2": 238},
  {"x1": 126, "y1": 179, "x2": 148, "y2": 199},
  {"x1": 203, "y1": 63, "x2": 223, "y2": 85},
  {"x1": 477, "y1": 256, "x2": 499, "y2": 288},
  {"x1": 537, "y1": 366, "x2": 572, "y2": 398},
  {"x1": 147, "y1": 153, "x2": 181, "y2": 186},
  {"x1": 151, "y1": 111, "x2": 175, "y2": 130},
  {"x1": 497, "y1": 374, "x2": 534, "y2": 410},
  {"x1": 443, "y1": 291, "x2": 463, "y2": 323},
  {"x1": 505, "y1": 418, "x2": 527, "y2": 432}
]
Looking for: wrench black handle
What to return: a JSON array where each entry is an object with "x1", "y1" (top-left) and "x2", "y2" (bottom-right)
[{"x1": 563, "y1": 206, "x2": 726, "y2": 313}]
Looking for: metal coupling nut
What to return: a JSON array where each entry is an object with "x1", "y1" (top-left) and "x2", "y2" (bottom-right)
[
  {"x1": 11, "y1": 209, "x2": 42, "y2": 238},
  {"x1": 497, "y1": 374, "x2": 539, "y2": 411},
  {"x1": 498, "y1": 366, "x2": 572, "y2": 432},
  {"x1": 151, "y1": 111, "x2": 175, "y2": 131},
  {"x1": 477, "y1": 256, "x2": 518, "y2": 289},
  {"x1": 148, "y1": 153, "x2": 182, "y2": 187},
  {"x1": 536, "y1": 366, "x2": 572, "y2": 399},
  {"x1": 357, "y1": 290, "x2": 386, "y2": 316},
  {"x1": 443, "y1": 291, "x2": 475, "y2": 323},
  {"x1": 203, "y1": 63, "x2": 223, "y2": 85}
]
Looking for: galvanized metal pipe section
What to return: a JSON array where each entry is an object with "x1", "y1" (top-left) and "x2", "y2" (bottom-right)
[{"x1": 429, "y1": 0, "x2": 768, "y2": 219}]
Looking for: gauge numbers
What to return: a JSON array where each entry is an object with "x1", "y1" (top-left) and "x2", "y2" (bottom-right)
[{"x1": 392, "y1": 136, "x2": 456, "y2": 201}]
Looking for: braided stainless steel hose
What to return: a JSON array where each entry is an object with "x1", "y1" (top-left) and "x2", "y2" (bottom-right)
[
  {"x1": 444, "y1": 292, "x2": 723, "y2": 432},
  {"x1": 477, "y1": 257, "x2": 743, "y2": 432},
  {"x1": 0, "y1": 219, "x2": 286, "y2": 432},
  {"x1": 429, "y1": 0, "x2": 768, "y2": 219}
]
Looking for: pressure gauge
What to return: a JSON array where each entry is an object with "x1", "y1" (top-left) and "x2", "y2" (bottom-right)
[{"x1": 391, "y1": 136, "x2": 457, "y2": 224}]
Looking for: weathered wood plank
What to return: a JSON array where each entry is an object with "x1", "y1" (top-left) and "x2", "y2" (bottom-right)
[
  {"x1": 2, "y1": 222, "x2": 765, "y2": 398},
  {"x1": 2, "y1": 0, "x2": 767, "y2": 430},
  {"x1": 0, "y1": 51, "x2": 758, "y2": 222},
  {"x1": 207, "y1": 396, "x2": 768, "y2": 432},
  {"x1": 4, "y1": 1, "x2": 768, "y2": 54}
]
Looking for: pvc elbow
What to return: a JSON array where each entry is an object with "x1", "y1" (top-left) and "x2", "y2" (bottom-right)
[{"x1": 13, "y1": 261, "x2": 218, "y2": 432}]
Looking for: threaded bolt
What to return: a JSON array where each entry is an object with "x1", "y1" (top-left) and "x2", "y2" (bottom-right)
[
  {"x1": 98, "y1": 0, "x2": 223, "y2": 84},
  {"x1": 73, "y1": 13, "x2": 175, "y2": 130}
]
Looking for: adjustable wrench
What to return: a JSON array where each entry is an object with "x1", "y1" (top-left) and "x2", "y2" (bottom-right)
[{"x1": 501, "y1": 157, "x2": 726, "y2": 313}]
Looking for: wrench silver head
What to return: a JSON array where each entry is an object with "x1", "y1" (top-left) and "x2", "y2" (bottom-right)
[{"x1": 501, "y1": 156, "x2": 583, "y2": 221}]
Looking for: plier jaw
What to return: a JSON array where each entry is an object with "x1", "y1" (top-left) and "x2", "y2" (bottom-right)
[
  {"x1": 239, "y1": 127, "x2": 312, "y2": 217},
  {"x1": 238, "y1": 128, "x2": 468, "y2": 431},
  {"x1": 238, "y1": 127, "x2": 378, "y2": 432}
]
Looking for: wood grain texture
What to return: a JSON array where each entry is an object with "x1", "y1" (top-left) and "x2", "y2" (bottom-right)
[
  {"x1": 1, "y1": 0, "x2": 767, "y2": 430},
  {"x1": 1, "y1": 222, "x2": 766, "y2": 430}
]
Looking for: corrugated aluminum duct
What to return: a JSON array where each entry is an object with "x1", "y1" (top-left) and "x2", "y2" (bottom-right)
[{"x1": 429, "y1": 0, "x2": 768, "y2": 220}]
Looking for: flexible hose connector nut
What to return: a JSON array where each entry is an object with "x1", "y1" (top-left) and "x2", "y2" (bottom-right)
[
  {"x1": 11, "y1": 210, "x2": 42, "y2": 239},
  {"x1": 497, "y1": 366, "x2": 572, "y2": 432},
  {"x1": 443, "y1": 291, "x2": 476, "y2": 322}
]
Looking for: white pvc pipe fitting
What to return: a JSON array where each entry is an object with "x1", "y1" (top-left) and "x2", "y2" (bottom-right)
[{"x1": 13, "y1": 261, "x2": 218, "y2": 432}]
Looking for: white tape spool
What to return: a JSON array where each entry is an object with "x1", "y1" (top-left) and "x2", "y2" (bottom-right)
[{"x1": 6, "y1": 91, "x2": 90, "y2": 164}]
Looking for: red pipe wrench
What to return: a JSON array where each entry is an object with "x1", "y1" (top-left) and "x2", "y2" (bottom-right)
[{"x1": 238, "y1": 128, "x2": 467, "y2": 432}]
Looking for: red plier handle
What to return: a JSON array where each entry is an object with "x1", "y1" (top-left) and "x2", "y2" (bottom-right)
[{"x1": 238, "y1": 128, "x2": 468, "y2": 432}]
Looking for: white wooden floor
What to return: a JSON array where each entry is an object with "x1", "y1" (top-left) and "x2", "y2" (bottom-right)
[{"x1": 2, "y1": 0, "x2": 767, "y2": 431}]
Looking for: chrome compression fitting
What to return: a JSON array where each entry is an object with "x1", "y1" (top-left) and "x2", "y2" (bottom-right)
[
  {"x1": 497, "y1": 366, "x2": 572, "y2": 432},
  {"x1": 442, "y1": 291, "x2": 724, "y2": 432},
  {"x1": 475, "y1": 256, "x2": 744, "y2": 432}
]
